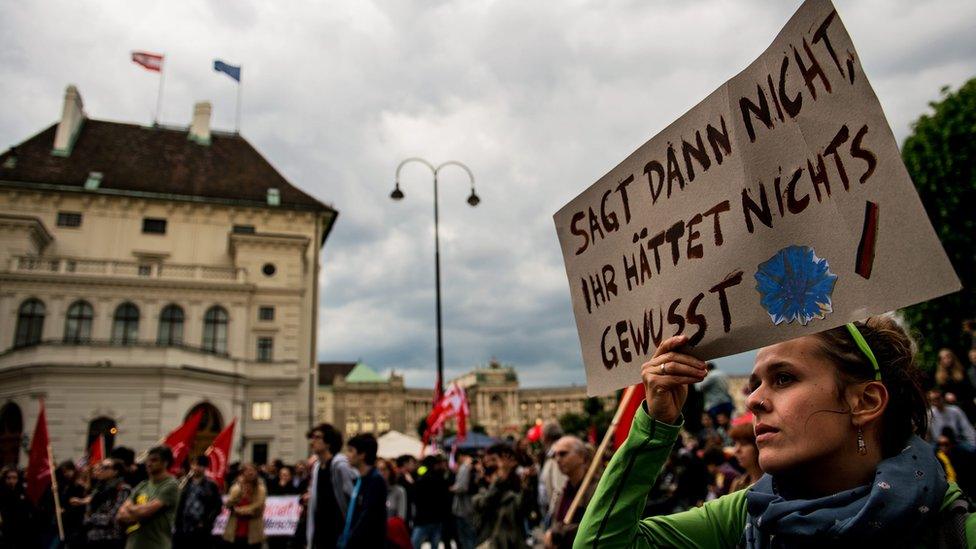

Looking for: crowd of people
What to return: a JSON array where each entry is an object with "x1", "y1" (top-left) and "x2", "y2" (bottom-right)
[{"x1": 2, "y1": 322, "x2": 976, "y2": 548}]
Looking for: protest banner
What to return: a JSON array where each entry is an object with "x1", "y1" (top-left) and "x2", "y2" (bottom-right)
[
  {"x1": 211, "y1": 495, "x2": 302, "y2": 537},
  {"x1": 553, "y1": 0, "x2": 960, "y2": 396}
]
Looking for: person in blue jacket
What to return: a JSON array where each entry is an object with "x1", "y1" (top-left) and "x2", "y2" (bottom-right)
[{"x1": 338, "y1": 433, "x2": 387, "y2": 548}]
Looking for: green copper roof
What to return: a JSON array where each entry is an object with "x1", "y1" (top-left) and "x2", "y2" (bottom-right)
[{"x1": 344, "y1": 362, "x2": 385, "y2": 383}]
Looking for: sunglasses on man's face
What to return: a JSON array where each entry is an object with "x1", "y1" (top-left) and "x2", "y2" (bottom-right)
[
  {"x1": 308, "y1": 434, "x2": 324, "y2": 441},
  {"x1": 554, "y1": 451, "x2": 570, "y2": 458}
]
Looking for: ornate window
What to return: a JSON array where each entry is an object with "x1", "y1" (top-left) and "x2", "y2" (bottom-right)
[
  {"x1": 251, "y1": 402, "x2": 272, "y2": 421},
  {"x1": 186, "y1": 402, "x2": 223, "y2": 460},
  {"x1": 345, "y1": 414, "x2": 359, "y2": 436},
  {"x1": 157, "y1": 304, "x2": 184, "y2": 346},
  {"x1": 64, "y1": 300, "x2": 93, "y2": 343},
  {"x1": 376, "y1": 413, "x2": 390, "y2": 433},
  {"x1": 14, "y1": 299, "x2": 45, "y2": 347},
  {"x1": 257, "y1": 337, "x2": 273, "y2": 362},
  {"x1": 111, "y1": 302, "x2": 139, "y2": 345},
  {"x1": 202, "y1": 306, "x2": 228, "y2": 354}
]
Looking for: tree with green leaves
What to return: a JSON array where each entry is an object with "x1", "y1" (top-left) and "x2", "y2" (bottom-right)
[{"x1": 901, "y1": 78, "x2": 976, "y2": 368}]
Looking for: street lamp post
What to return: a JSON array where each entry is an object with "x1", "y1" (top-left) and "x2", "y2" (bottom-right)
[{"x1": 391, "y1": 158, "x2": 480, "y2": 399}]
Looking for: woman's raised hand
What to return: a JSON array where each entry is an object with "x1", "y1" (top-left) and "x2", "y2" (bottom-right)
[{"x1": 640, "y1": 335, "x2": 707, "y2": 424}]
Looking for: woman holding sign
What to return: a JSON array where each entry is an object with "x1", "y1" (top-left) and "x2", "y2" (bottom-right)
[
  {"x1": 574, "y1": 316, "x2": 975, "y2": 547},
  {"x1": 223, "y1": 463, "x2": 267, "y2": 548}
]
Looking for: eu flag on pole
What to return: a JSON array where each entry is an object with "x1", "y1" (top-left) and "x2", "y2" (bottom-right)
[{"x1": 213, "y1": 60, "x2": 241, "y2": 82}]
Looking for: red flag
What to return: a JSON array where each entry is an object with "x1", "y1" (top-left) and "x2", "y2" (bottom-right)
[
  {"x1": 423, "y1": 383, "x2": 469, "y2": 444},
  {"x1": 613, "y1": 384, "x2": 646, "y2": 449},
  {"x1": 164, "y1": 409, "x2": 203, "y2": 474},
  {"x1": 26, "y1": 402, "x2": 51, "y2": 504},
  {"x1": 131, "y1": 51, "x2": 163, "y2": 72},
  {"x1": 204, "y1": 418, "x2": 235, "y2": 491},
  {"x1": 88, "y1": 434, "x2": 105, "y2": 466}
]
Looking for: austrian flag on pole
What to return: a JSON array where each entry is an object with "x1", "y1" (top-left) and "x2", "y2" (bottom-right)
[{"x1": 131, "y1": 51, "x2": 163, "y2": 72}]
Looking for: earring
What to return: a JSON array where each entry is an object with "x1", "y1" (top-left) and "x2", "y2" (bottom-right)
[{"x1": 857, "y1": 427, "x2": 867, "y2": 455}]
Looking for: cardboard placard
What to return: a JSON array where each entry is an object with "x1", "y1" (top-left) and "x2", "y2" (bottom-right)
[{"x1": 553, "y1": 0, "x2": 960, "y2": 396}]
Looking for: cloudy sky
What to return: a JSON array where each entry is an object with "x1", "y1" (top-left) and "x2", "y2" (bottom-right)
[{"x1": 2, "y1": 0, "x2": 974, "y2": 390}]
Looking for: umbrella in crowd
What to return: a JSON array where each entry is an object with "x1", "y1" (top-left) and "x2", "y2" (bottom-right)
[{"x1": 442, "y1": 432, "x2": 498, "y2": 451}]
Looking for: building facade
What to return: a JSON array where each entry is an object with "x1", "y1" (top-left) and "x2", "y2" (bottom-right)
[
  {"x1": 0, "y1": 85, "x2": 337, "y2": 465},
  {"x1": 317, "y1": 360, "x2": 614, "y2": 438}
]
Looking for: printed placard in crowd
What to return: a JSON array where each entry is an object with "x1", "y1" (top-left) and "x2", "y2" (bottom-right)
[
  {"x1": 553, "y1": 0, "x2": 960, "y2": 396},
  {"x1": 211, "y1": 495, "x2": 302, "y2": 537}
]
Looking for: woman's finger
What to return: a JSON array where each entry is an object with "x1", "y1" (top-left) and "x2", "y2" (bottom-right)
[
  {"x1": 641, "y1": 359, "x2": 706, "y2": 379},
  {"x1": 646, "y1": 375, "x2": 702, "y2": 388},
  {"x1": 647, "y1": 362, "x2": 706, "y2": 380},
  {"x1": 652, "y1": 335, "x2": 689, "y2": 359},
  {"x1": 651, "y1": 351, "x2": 707, "y2": 371}
]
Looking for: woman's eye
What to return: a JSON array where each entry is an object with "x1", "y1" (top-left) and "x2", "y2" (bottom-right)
[{"x1": 773, "y1": 373, "x2": 794, "y2": 386}]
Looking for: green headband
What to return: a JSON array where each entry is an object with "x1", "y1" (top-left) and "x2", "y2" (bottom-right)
[{"x1": 846, "y1": 322, "x2": 881, "y2": 381}]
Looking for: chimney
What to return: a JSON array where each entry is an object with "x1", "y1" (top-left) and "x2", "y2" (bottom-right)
[
  {"x1": 52, "y1": 85, "x2": 86, "y2": 156},
  {"x1": 188, "y1": 101, "x2": 212, "y2": 145}
]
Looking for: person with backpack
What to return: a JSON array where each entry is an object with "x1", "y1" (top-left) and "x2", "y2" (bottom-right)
[{"x1": 576, "y1": 317, "x2": 976, "y2": 547}]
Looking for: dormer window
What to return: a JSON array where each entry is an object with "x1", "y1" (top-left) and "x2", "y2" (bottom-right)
[
  {"x1": 266, "y1": 188, "x2": 280, "y2": 206},
  {"x1": 84, "y1": 171, "x2": 102, "y2": 190}
]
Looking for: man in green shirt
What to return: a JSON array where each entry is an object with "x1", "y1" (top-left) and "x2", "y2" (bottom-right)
[{"x1": 116, "y1": 445, "x2": 180, "y2": 549}]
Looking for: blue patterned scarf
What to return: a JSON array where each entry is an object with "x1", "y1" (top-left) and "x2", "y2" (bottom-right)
[{"x1": 743, "y1": 436, "x2": 947, "y2": 548}]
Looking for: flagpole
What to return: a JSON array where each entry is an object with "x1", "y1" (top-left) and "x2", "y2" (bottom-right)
[
  {"x1": 47, "y1": 442, "x2": 65, "y2": 541},
  {"x1": 563, "y1": 384, "x2": 636, "y2": 525},
  {"x1": 235, "y1": 71, "x2": 242, "y2": 134},
  {"x1": 155, "y1": 55, "x2": 166, "y2": 126}
]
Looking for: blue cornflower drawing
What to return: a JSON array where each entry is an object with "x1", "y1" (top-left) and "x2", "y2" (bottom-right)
[{"x1": 755, "y1": 245, "x2": 838, "y2": 326}]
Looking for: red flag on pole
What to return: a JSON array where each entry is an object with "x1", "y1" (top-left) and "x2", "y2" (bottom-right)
[
  {"x1": 163, "y1": 409, "x2": 204, "y2": 474},
  {"x1": 88, "y1": 434, "x2": 106, "y2": 466},
  {"x1": 423, "y1": 383, "x2": 470, "y2": 445},
  {"x1": 26, "y1": 401, "x2": 52, "y2": 505},
  {"x1": 613, "y1": 384, "x2": 646, "y2": 449},
  {"x1": 131, "y1": 51, "x2": 163, "y2": 72},
  {"x1": 204, "y1": 418, "x2": 235, "y2": 491}
]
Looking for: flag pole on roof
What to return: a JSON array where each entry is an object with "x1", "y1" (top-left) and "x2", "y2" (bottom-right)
[
  {"x1": 130, "y1": 50, "x2": 165, "y2": 125},
  {"x1": 213, "y1": 59, "x2": 242, "y2": 133}
]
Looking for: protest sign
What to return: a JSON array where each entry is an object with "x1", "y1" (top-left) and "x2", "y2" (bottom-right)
[
  {"x1": 553, "y1": 0, "x2": 960, "y2": 396},
  {"x1": 211, "y1": 495, "x2": 302, "y2": 537}
]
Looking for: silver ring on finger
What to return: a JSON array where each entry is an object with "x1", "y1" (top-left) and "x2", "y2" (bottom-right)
[{"x1": 660, "y1": 363, "x2": 667, "y2": 375}]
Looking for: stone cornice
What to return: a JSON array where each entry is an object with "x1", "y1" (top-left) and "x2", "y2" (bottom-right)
[
  {"x1": 229, "y1": 232, "x2": 311, "y2": 256},
  {"x1": 0, "y1": 179, "x2": 336, "y2": 215},
  {"x1": 0, "y1": 363, "x2": 302, "y2": 387},
  {"x1": 0, "y1": 214, "x2": 53, "y2": 251},
  {"x1": 0, "y1": 271, "x2": 258, "y2": 293}
]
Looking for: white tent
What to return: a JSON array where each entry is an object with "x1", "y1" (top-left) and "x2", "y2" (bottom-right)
[{"x1": 376, "y1": 430, "x2": 424, "y2": 459}]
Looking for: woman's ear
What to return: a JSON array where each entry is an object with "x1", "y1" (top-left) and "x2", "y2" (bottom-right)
[{"x1": 849, "y1": 381, "x2": 888, "y2": 426}]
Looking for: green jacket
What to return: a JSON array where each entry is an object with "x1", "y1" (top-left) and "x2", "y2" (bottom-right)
[{"x1": 575, "y1": 406, "x2": 976, "y2": 548}]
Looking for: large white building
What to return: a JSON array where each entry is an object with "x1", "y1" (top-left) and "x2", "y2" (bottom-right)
[{"x1": 0, "y1": 85, "x2": 337, "y2": 466}]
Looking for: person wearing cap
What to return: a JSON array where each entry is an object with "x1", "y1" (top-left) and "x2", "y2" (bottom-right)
[{"x1": 575, "y1": 316, "x2": 976, "y2": 547}]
